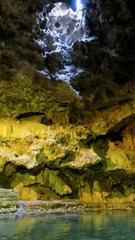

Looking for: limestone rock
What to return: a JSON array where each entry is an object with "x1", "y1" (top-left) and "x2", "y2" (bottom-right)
[
  {"x1": 106, "y1": 142, "x2": 135, "y2": 171},
  {"x1": 0, "y1": 188, "x2": 18, "y2": 213},
  {"x1": 66, "y1": 149, "x2": 101, "y2": 169},
  {"x1": 0, "y1": 119, "x2": 135, "y2": 207}
]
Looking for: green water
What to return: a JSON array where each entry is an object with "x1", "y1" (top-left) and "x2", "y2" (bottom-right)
[{"x1": 0, "y1": 211, "x2": 135, "y2": 240}]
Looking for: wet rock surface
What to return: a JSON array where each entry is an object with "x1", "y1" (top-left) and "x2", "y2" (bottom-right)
[
  {"x1": 17, "y1": 200, "x2": 83, "y2": 215},
  {"x1": 0, "y1": 188, "x2": 18, "y2": 214}
]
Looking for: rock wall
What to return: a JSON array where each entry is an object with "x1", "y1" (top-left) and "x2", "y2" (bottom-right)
[
  {"x1": 0, "y1": 188, "x2": 18, "y2": 214},
  {"x1": 0, "y1": 0, "x2": 135, "y2": 208},
  {"x1": 0, "y1": 118, "x2": 135, "y2": 208},
  {"x1": 71, "y1": 0, "x2": 135, "y2": 107}
]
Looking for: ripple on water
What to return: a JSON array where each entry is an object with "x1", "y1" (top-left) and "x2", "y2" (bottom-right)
[{"x1": 0, "y1": 211, "x2": 135, "y2": 240}]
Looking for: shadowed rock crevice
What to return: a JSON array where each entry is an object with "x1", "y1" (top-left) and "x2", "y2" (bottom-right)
[
  {"x1": 16, "y1": 112, "x2": 53, "y2": 125},
  {"x1": 106, "y1": 114, "x2": 135, "y2": 137},
  {"x1": 16, "y1": 112, "x2": 45, "y2": 120},
  {"x1": 84, "y1": 114, "x2": 135, "y2": 146}
]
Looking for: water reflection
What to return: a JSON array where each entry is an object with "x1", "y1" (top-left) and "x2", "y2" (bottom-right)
[{"x1": 0, "y1": 211, "x2": 135, "y2": 240}]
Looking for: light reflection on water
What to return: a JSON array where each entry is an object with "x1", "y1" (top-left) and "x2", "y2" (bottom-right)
[{"x1": 0, "y1": 211, "x2": 135, "y2": 240}]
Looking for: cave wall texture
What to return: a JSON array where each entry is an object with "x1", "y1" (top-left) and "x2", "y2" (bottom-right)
[
  {"x1": 0, "y1": 0, "x2": 135, "y2": 207},
  {"x1": 0, "y1": 0, "x2": 135, "y2": 114}
]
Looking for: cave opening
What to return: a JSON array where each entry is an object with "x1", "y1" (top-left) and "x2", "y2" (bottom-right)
[{"x1": 35, "y1": 0, "x2": 96, "y2": 84}]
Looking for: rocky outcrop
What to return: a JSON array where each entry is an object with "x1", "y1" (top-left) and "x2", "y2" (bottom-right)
[
  {"x1": 0, "y1": 118, "x2": 135, "y2": 209},
  {"x1": 0, "y1": 72, "x2": 81, "y2": 125},
  {"x1": 0, "y1": 188, "x2": 18, "y2": 214}
]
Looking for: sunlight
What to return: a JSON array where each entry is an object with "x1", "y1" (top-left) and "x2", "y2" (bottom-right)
[
  {"x1": 76, "y1": 0, "x2": 82, "y2": 12},
  {"x1": 50, "y1": 3, "x2": 74, "y2": 17}
]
